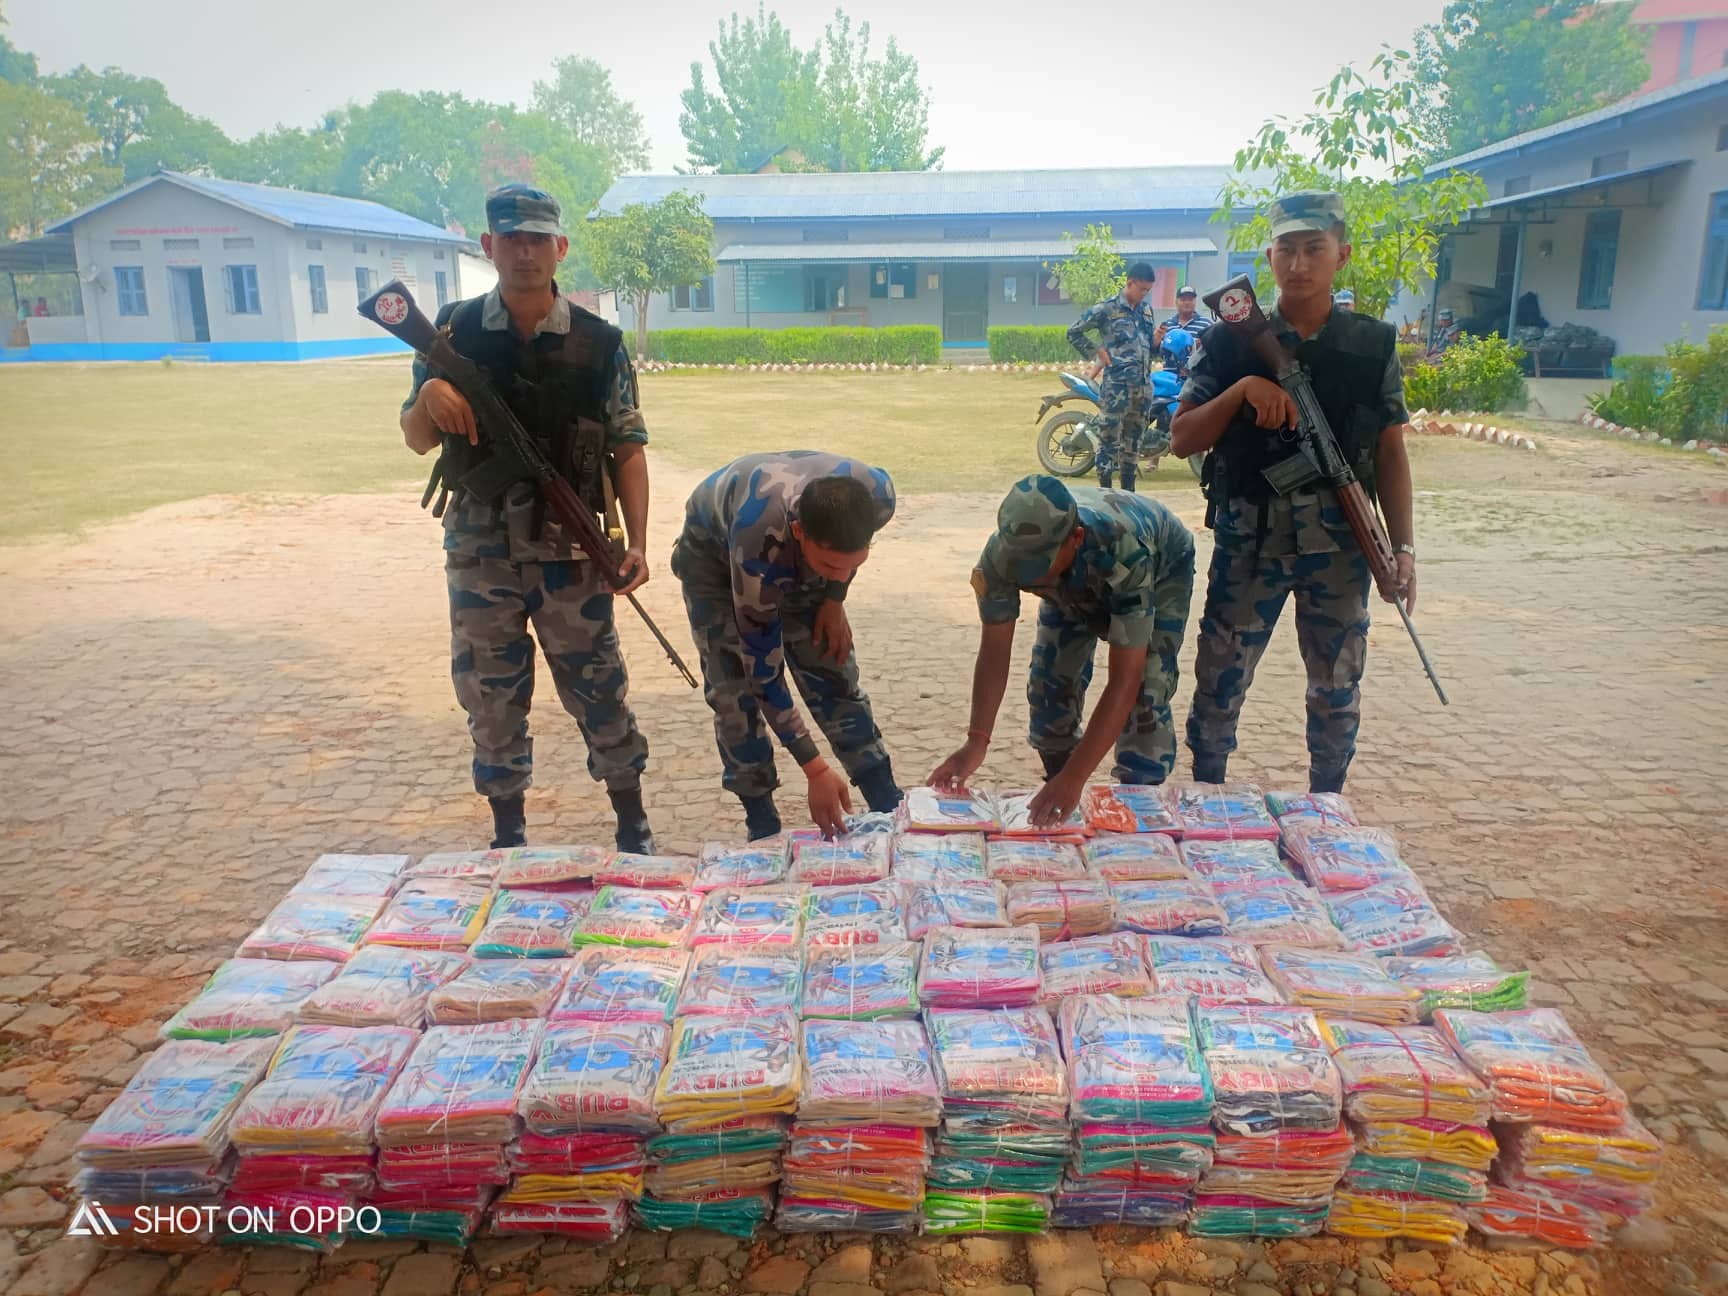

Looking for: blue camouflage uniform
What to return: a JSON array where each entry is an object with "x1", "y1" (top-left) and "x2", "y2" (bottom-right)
[
  {"x1": 671, "y1": 451, "x2": 897, "y2": 799},
  {"x1": 1067, "y1": 292, "x2": 1160, "y2": 489},
  {"x1": 972, "y1": 475, "x2": 1196, "y2": 784}
]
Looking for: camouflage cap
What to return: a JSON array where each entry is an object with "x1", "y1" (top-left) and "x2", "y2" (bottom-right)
[
  {"x1": 1268, "y1": 190, "x2": 1345, "y2": 239},
  {"x1": 485, "y1": 183, "x2": 563, "y2": 236},
  {"x1": 983, "y1": 474, "x2": 1080, "y2": 586}
]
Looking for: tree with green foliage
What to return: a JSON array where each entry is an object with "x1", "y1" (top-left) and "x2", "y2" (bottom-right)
[
  {"x1": 0, "y1": 3, "x2": 36, "y2": 85},
  {"x1": 1046, "y1": 224, "x2": 1124, "y2": 310},
  {"x1": 0, "y1": 79, "x2": 118, "y2": 237},
  {"x1": 44, "y1": 65, "x2": 232, "y2": 181},
  {"x1": 1411, "y1": 0, "x2": 1650, "y2": 159},
  {"x1": 1217, "y1": 50, "x2": 1489, "y2": 321},
  {"x1": 680, "y1": 4, "x2": 941, "y2": 173},
  {"x1": 531, "y1": 55, "x2": 650, "y2": 176},
  {"x1": 582, "y1": 190, "x2": 715, "y2": 361}
]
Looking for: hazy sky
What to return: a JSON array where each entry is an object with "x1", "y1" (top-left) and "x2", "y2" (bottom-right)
[{"x1": 11, "y1": 0, "x2": 1447, "y2": 174}]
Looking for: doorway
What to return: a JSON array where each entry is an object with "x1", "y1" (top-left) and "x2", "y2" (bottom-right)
[
  {"x1": 169, "y1": 267, "x2": 210, "y2": 343},
  {"x1": 942, "y1": 263, "x2": 988, "y2": 345}
]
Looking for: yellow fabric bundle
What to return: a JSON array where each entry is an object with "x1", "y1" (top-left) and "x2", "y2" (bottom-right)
[{"x1": 1326, "y1": 1188, "x2": 1468, "y2": 1243}]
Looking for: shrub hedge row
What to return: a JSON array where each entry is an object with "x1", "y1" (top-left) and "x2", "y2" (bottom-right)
[
  {"x1": 640, "y1": 326, "x2": 941, "y2": 365},
  {"x1": 987, "y1": 326, "x2": 1080, "y2": 364}
]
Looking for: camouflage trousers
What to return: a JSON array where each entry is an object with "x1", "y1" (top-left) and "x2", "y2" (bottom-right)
[
  {"x1": 1184, "y1": 545, "x2": 1371, "y2": 781},
  {"x1": 1096, "y1": 375, "x2": 1149, "y2": 484},
  {"x1": 671, "y1": 539, "x2": 892, "y2": 799},
  {"x1": 447, "y1": 553, "x2": 648, "y2": 799},
  {"x1": 1027, "y1": 602, "x2": 1194, "y2": 787}
]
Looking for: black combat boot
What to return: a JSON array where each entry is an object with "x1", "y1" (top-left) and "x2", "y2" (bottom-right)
[
  {"x1": 1097, "y1": 471, "x2": 1114, "y2": 490},
  {"x1": 1118, "y1": 468, "x2": 1137, "y2": 493},
  {"x1": 609, "y1": 788, "x2": 656, "y2": 855},
  {"x1": 739, "y1": 793, "x2": 782, "y2": 842},
  {"x1": 855, "y1": 764, "x2": 904, "y2": 815},
  {"x1": 1191, "y1": 756, "x2": 1228, "y2": 785},
  {"x1": 1039, "y1": 749, "x2": 1071, "y2": 779},
  {"x1": 1309, "y1": 763, "x2": 1350, "y2": 795},
  {"x1": 489, "y1": 794, "x2": 527, "y2": 849}
]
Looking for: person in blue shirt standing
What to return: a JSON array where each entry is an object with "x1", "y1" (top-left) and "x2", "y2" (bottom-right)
[{"x1": 1065, "y1": 263, "x2": 1160, "y2": 492}]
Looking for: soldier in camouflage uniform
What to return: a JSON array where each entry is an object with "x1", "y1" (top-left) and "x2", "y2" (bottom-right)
[
  {"x1": 399, "y1": 183, "x2": 655, "y2": 852},
  {"x1": 931, "y1": 474, "x2": 1195, "y2": 825},
  {"x1": 1172, "y1": 191, "x2": 1417, "y2": 794},
  {"x1": 1066, "y1": 261, "x2": 1161, "y2": 491},
  {"x1": 672, "y1": 451, "x2": 903, "y2": 840}
]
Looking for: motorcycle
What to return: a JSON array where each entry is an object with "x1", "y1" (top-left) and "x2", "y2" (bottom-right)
[{"x1": 1035, "y1": 328, "x2": 1205, "y2": 482}]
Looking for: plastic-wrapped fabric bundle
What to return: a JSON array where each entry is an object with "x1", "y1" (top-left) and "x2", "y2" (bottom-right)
[
  {"x1": 77, "y1": 1037, "x2": 276, "y2": 1170},
  {"x1": 1111, "y1": 879, "x2": 1228, "y2": 937},
  {"x1": 1355, "y1": 1119, "x2": 1497, "y2": 1171},
  {"x1": 1494, "y1": 1115, "x2": 1661, "y2": 1216},
  {"x1": 900, "y1": 787, "x2": 1000, "y2": 833},
  {"x1": 780, "y1": 1126, "x2": 929, "y2": 1209},
  {"x1": 646, "y1": 1114, "x2": 787, "y2": 1169},
  {"x1": 550, "y1": 946, "x2": 689, "y2": 1025},
  {"x1": 471, "y1": 889, "x2": 586, "y2": 959},
  {"x1": 518, "y1": 1020, "x2": 668, "y2": 1135},
  {"x1": 574, "y1": 885, "x2": 696, "y2": 949},
  {"x1": 1192, "y1": 1124, "x2": 1354, "y2": 1237},
  {"x1": 364, "y1": 878, "x2": 494, "y2": 951},
  {"x1": 985, "y1": 839, "x2": 1086, "y2": 883},
  {"x1": 921, "y1": 1189, "x2": 1051, "y2": 1234},
  {"x1": 1280, "y1": 824, "x2": 1413, "y2": 893},
  {"x1": 238, "y1": 893, "x2": 387, "y2": 963},
  {"x1": 1214, "y1": 883, "x2": 1343, "y2": 948},
  {"x1": 1061, "y1": 994, "x2": 1213, "y2": 1127},
  {"x1": 1051, "y1": 1179, "x2": 1193, "y2": 1228},
  {"x1": 677, "y1": 943, "x2": 804, "y2": 1018},
  {"x1": 1380, "y1": 954, "x2": 1530, "y2": 1020},
  {"x1": 1038, "y1": 932, "x2": 1152, "y2": 1005},
  {"x1": 219, "y1": 1187, "x2": 353, "y2": 1252},
  {"x1": 1146, "y1": 936, "x2": 1282, "y2": 1007},
  {"x1": 492, "y1": 1197, "x2": 630, "y2": 1238},
  {"x1": 1467, "y1": 1181, "x2": 1610, "y2": 1249},
  {"x1": 633, "y1": 1188, "x2": 775, "y2": 1236},
  {"x1": 1007, "y1": 880, "x2": 1115, "y2": 941},
  {"x1": 494, "y1": 845, "x2": 610, "y2": 889},
  {"x1": 1190, "y1": 1197, "x2": 1327, "y2": 1238},
  {"x1": 993, "y1": 789, "x2": 1090, "y2": 838},
  {"x1": 1194, "y1": 1005, "x2": 1343, "y2": 1136},
  {"x1": 297, "y1": 947, "x2": 467, "y2": 1028},
  {"x1": 927, "y1": 1123, "x2": 1072, "y2": 1193},
  {"x1": 374, "y1": 1018, "x2": 541, "y2": 1146},
  {"x1": 1082, "y1": 833, "x2": 1190, "y2": 882},
  {"x1": 161, "y1": 959, "x2": 339, "y2": 1040},
  {"x1": 1326, "y1": 1188, "x2": 1468, "y2": 1243},
  {"x1": 928, "y1": 1007, "x2": 1069, "y2": 1131},
  {"x1": 1170, "y1": 782, "x2": 1280, "y2": 841},
  {"x1": 891, "y1": 831, "x2": 989, "y2": 883},
  {"x1": 1340, "y1": 1152, "x2": 1488, "y2": 1202},
  {"x1": 428, "y1": 959, "x2": 572, "y2": 1025},
  {"x1": 1070, "y1": 1123, "x2": 1214, "y2": 1183},
  {"x1": 1083, "y1": 783, "x2": 1180, "y2": 835},
  {"x1": 788, "y1": 836, "x2": 891, "y2": 886},
  {"x1": 595, "y1": 853, "x2": 698, "y2": 888},
  {"x1": 511, "y1": 1131, "x2": 647, "y2": 1178},
  {"x1": 292, "y1": 853, "x2": 412, "y2": 900},
  {"x1": 365, "y1": 1184, "x2": 492, "y2": 1245},
  {"x1": 1260, "y1": 946, "x2": 1423, "y2": 1024},
  {"x1": 1324, "y1": 880, "x2": 1464, "y2": 958},
  {"x1": 653, "y1": 1013, "x2": 801, "y2": 1130},
  {"x1": 694, "y1": 841, "x2": 789, "y2": 891},
  {"x1": 918, "y1": 925, "x2": 1042, "y2": 1008},
  {"x1": 406, "y1": 850, "x2": 505, "y2": 882},
  {"x1": 802, "y1": 941, "x2": 921, "y2": 1020},
  {"x1": 225, "y1": 1151, "x2": 371, "y2": 1196},
  {"x1": 799, "y1": 1018, "x2": 941, "y2": 1125},
  {"x1": 230, "y1": 1024, "x2": 419, "y2": 1154},
  {"x1": 903, "y1": 879, "x2": 1009, "y2": 941},
  {"x1": 776, "y1": 1194, "x2": 921, "y2": 1233},
  {"x1": 376, "y1": 1143, "x2": 511, "y2": 1190},
  {"x1": 693, "y1": 885, "x2": 807, "y2": 945},
  {"x1": 1265, "y1": 791, "x2": 1359, "y2": 828},
  {"x1": 1180, "y1": 840, "x2": 1293, "y2": 892},
  {"x1": 1433, "y1": 1009, "x2": 1628, "y2": 1130},
  {"x1": 1318, "y1": 1019, "x2": 1492, "y2": 1127},
  {"x1": 803, "y1": 883, "x2": 905, "y2": 947}
]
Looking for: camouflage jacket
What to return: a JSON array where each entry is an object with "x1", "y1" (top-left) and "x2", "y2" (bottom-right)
[{"x1": 1067, "y1": 292, "x2": 1159, "y2": 378}]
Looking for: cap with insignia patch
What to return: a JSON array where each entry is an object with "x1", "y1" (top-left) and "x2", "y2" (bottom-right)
[
  {"x1": 1268, "y1": 190, "x2": 1345, "y2": 240},
  {"x1": 982, "y1": 474, "x2": 1080, "y2": 587},
  {"x1": 485, "y1": 182, "x2": 563, "y2": 236}
]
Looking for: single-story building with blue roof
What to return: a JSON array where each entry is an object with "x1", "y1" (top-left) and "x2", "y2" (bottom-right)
[
  {"x1": 1, "y1": 171, "x2": 477, "y2": 362},
  {"x1": 595, "y1": 166, "x2": 1254, "y2": 346}
]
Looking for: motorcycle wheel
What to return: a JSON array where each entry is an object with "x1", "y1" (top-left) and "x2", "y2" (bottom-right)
[{"x1": 1037, "y1": 410, "x2": 1097, "y2": 477}]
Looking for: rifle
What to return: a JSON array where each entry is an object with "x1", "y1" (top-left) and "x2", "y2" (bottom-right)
[
  {"x1": 1201, "y1": 275, "x2": 1448, "y2": 706},
  {"x1": 358, "y1": 279, "x2": 699, "y2": 689}
]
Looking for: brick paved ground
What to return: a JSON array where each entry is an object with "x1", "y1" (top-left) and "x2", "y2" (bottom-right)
[{"x1": 0, "y1": 431, "x2": 1724, "y2": 1296}]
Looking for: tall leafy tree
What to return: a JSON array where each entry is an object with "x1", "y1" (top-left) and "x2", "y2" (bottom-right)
[
  {"x1": 0, "y1": 8, "x2": 36, "y2": 85},
  {"x1": 1412, "y1": 0, "x2": 1650, "y2": 159},
  {"x1": 582, "y1": 190, "x2": 715, "y2": 361},
  {"x1": 44, "y1": 65, "x2": 232, "y2": 180},
  {"x1": 531, "y1": 55, "x2": 650, "y2": 175},
  {"x1": 0, "y1": 78, "x2": 118, "y2": 237},
  {"x1": 680, "y1": 5, "x2": 811, "y2": 173},
  {"x1": 1047, "y1": 224, "x2": 1124, "y2": 309}
]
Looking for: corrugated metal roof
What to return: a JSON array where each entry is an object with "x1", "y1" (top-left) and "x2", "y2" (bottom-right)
[
  {"x1": 1427, "y1": 66, "x2": 1728, "y2": 174},
  {"x1": 47, "y1": 172, "x2": 473, "y2": 246},
  {"x1": 1470, "y1": 160, "x2": 1690, "y2": 212},
  {"x1": 599, "y1": 166, "x2": 1235, "y2": 220},
  {"x1": 0, "y1": 233, "x2": 77, "y2": 275},
  {"x1": 716, "y1": 236, "x2": 1219, "y2": 263}
]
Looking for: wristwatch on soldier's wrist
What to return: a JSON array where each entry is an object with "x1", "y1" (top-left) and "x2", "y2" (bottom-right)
[{"x1": 1394, "y1": 543, "x2": 1416, "y2": 558}]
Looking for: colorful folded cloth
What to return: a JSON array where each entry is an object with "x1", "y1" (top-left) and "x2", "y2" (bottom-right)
[
  {"x1": 1494, "y1": 1115, "x2": 1662, "y2": 1211},
  {"x1": 1381, "y1": 954, "x2": 1530, "y2": 1020},
  {"x1": 1280, "y1": 824, "x2": 1414, "y2": 892},
  {"x1": 292, "y1": 853, "x2": 412, "y2": 900},
  {"x1": 1194, "y1": 1004, "x2": 1343, "y2": 1136},
  {"x1": 77, "y1": 1037, "x2": 277, "y2": 1169},
  {"x1": 693, "y1": 885, "x2": 807, "y2": 945},
  {"x1": 1038, "y1": 932, "x2": 1153, "y2": 1005},
  {"x1": 918, "y1": 925, "x2": 1042, "y2": 1008},
  {"x1": 1468, "y1": 1181, "x2": 1610, "y2": 1249},
  {"x1": 427, "y1": 958, "x2": 572, "y2": 1024},
  {"x1": 1171, "y1": 782, "x2": 1281, "y2": 841},
  {"x1": 633, "y1": 1188, "x2": 775, "y2": 1236},
  {"x1": 1214, "y1": 882, "x2": 1344, "y2": 948},
  {"x1": 1340, "y1": 1152, "x2": 1488, "y2": 1202},
  {"x1": 574, "y1": 885, "x2": 697, "y2": 948},
  {"x1": 900, "y1": 787, "x2": 1000, "y2": 833},
  {"x1": 1318, "y1": 1018, "x2": 1492, "y2": 1126},
  {"x1": 375, "y1": 1018, "x2": 541, "y2": 1145},
  {"x1": 891, "y1": 831, "x2": 989, "y2": 883},
  {"x1": 492, "y1": 1198, "x2": 630, "y2": 1238},
  {"x1": 1355, "y1": 1118, "x2": 1497, "y2": 1171},
  {"x1": 1060, "y1": 994, "x2": 1212, "y2": 1127},
  {"x1": 406, "y1": 850, "x2": 505, "y2": 882},
  {"x1": 653, "y1": 1013, "x2": 801, "y2": 1130},
  {"x1": 780, "y1": 1128, "x2": 927, "y2": 1221},
  {"x1": 161, "y1": 959, "x2": 339, "y2": 1040},
  {"x1": 802, "y1": 940, "x2": 921, "y2": 1020},
  {"x1": 803, "y1": 883, "x2": 905, "y2": 946},
  {"x1": 1433, "y1": 1008, "x2": 1627, "y2": 1130},
  {"x1": 1190, "y1": 1195, "x2": 1326, "y2": 1237},
  {"x1": 1083, "y1": 783, "x2": 1180, "y2": 835},
  {"x1": 297, "y1": 947, "x2": 468, "y2": 1028},
  {"x1": 595, "y1": 853, "x2": 698, "y2": 888},
  {"x1": 1052, "y1": 1180, "x2": 1188, "y2": 1228},
  {"x1": 694, "y1": 842, "x2": 789, "y2": 891},
  {"x1": 1111, "y1": 879, "x2": 1228, "y2": 937},
  {"x1": 1212, "y1": 1126, "x2": 1356, "y2": 1173},
  {"x1": 799, "y1": 1018, "x2": 942, "y2": 1125},
  {"x1": 788, "y1": 836, "x2": 891, "y2": 886},
  {"x1": 230, "y1": 1024, "x2": 420, "y2": 1153},
  {"x1": 365, "y1": 1184, "x2": 493, "y2": 1246},
  {"x1": 1265, "y1": 791, "x2": 1359, "y2": 827},
  {"x1": 993, "y1": 790, "x2": 1090, "y2": 837},
  {"x1": 518, "y1": 1020, "x2": 668, "y2": 1135},
  {"x1": 219, "y1": 1187, "x2": 353, "y2": 1252},
  {"x1": 776, "y1": 1196, "x2": 920, "y2": 1233},
  {"x1": 1324, "y1": 879, "x2": 1464, "y2": 957},
  {"x1": 1325, "y1": 1188, "x2": 1468, "y2": 1243},
  {"x1": 1260, "y1": 945, "x2": 1423, "y2": 1024},
  {"x1": 495, "y1": 845, "x2": 611, "y2": 889},
  {"x1": 375, "y1": 1141, "x2": 512, "y2": 1190},
  {"x1": 985, "y1": 839, "x2": 1087, "y2": 882},
  {"x1": 364, "y1": 878, "x2": 494, "y2": 951},
  {"x1": 550, "y1": 946, "x2": 689, "y2": 1025},
  {"x1": 1180, "y1": 840, "x2": 1294, "y2": 892},
  {"x1": 903, "y1": 879, "x2": 1009, "y2": 940},
  {"x1": 239, "y1": 893, "x2": 387, "y2": 963},
  {"x1": 1083, "y1": 833, "x2": 1190, "y2": 882},
  {"x1": 471, "y1": 889, "x2": 586, "y2": 959},
  {"x1": 1071, "y1": 1122, "x2": 1214, "y2": 1183},
  {"x1": 928, "y1": 1006, "x2": 1069, "y2": 1127},
  {"x1": 1146, "y1": 936, "x2": 1282, "y2": 1006},
  {"x1": 677, "y1": 943, "x2": 804, "y2": 1018},
  {"x1": 226, "y1": 1152, "x2": 372, "y2": 1195},
  {"x1": 1007, "y1": 880, "x2": 1115, "y2": 941},
  {"x1": 921, "y1": 1189, "x2": 1051, "y2": 1234},
  {"x1": 647, "y1": 1114, "x2": 787, "y2": 1167}
]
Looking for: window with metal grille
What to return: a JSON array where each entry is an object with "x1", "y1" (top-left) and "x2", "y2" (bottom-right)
[
  {"x1": 114, "y1": 267, "x2": 148, "y2": 316},
  {"x1": 223, "y1": 236, "x2": 254, "y2": 249},
  {"x1": 435, "y1": 271, "x2": 449, "y2": 310},
  {"x1": 109, "y1": 239, "x2": 141, "y2": 252},
  {"x1": 1590, "y1": 150, "x2": 1628, "y2": 178},
  {"x1": 354, "y1": 240, "x2": 368, "y2": 253},
  {"x1": 803, "y1": 266, "x2": 847, "y2": 311},
  {"x1": 306, "y1": 237, "x2": 322, "y2": 250},
  {"x1": 1502, "y1": 175, "x2": 1531, "y2": 197},
  {"x1": 1576, "y1": 210, "x2": 1621, "y2": 310},
  {"x1": 671, "y1": 276, "x2": 715, "y2": 311},
  {"x1": 1699, "y1": 191, "x2": 1728, "y2": 310},
  {"x1": 355, "y1": 266, "x2": 377, "y2": 299},
  {"x1": 224, "y1": 265, "x2": 261, "y2": 314},
  {"x1": 163, "y1": 237, "x2": 199, "y2": 250},
  {"x1": 308, "y1": 265, "x2": 328, "y2": 314}
]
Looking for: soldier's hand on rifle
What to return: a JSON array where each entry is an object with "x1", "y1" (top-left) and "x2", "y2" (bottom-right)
[
  {"x1": 616, "y1": 546, "x2": 649, "y2": 596},
  {"x1": 1385, "y1": 552, "x2": 1417, "y2": 613},
  {"x1": 803, "y1": 758, "x2": 853, "y2": 838},
  {"x1": 812, "y1": 599, "x2": 853, "y2": 664},
  {"x1": 1237, "y1": 376, "x2": 1299, "y2": 431},
  {"x1": 421, "y1": 378, "x2": 479, "y2": 446}
]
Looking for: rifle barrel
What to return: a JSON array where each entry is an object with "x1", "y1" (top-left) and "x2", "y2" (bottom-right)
[{"x1": 1394, "y1": 599, "x2": 1449, "y2": 706}]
